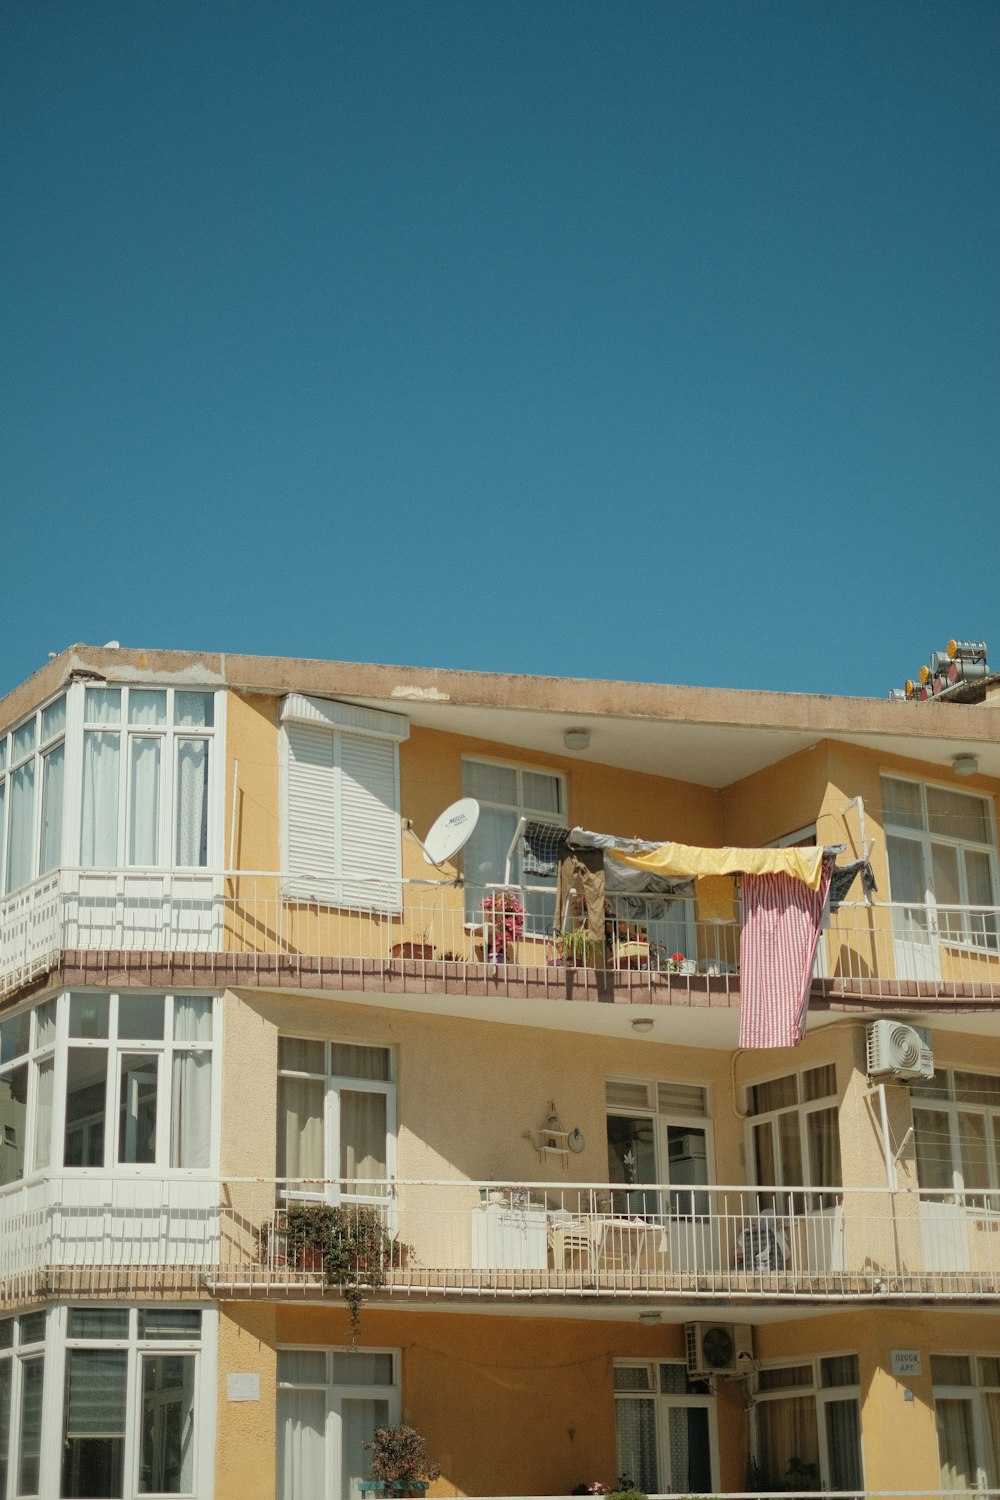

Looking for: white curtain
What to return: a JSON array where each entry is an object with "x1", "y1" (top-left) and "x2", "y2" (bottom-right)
[
  {"x1": 170, "y1": 1052, "x2": 212, "y2": 1169},
  {"x1": 756, "y1": 1395, "x2": 819, "y2": 1490},
  {"x1": 277, "y1": 1388, "x2": 326, "y2": 1500},
  {"x1": 81, "y1": 731, "x2": 120, "y2": 867},
  {"x1": 825, "y1": 1398, "x2": 862, "y2": 1492},
  {"x1": 615, "y1": 1398, "x2": 658, "y2": 1495},
  {"x1": 173, "y1": 997, "x2": 212, "y2": 1044},
  {"x1": 7, "y1": 762, "x2": 35, "y2": 893},
  {"x1": 936, "y1": 1398, "x2": 977, "y2": 1490},
  {"x1": 32, "y1": 1057, "x2": 54, "y2": 1172},
  {"x1": 340, "y1": 1091, "x2": 387, "y2": 1184},
  {"x1": 341, "y1": 1397, "x2": 390, "y2": 1500},
  {"x1": 129, "y1": 737, "x2": 160, "y2": 865},
  {"x1": 39, "y1": 743, "x2": 64, "y2": 875},
  {"x1": 175, "y1": 740, "x2": 209, "y2": 867},
  {"x1": 278, "y1": 1077, "x2": 325, "y2": 1181}
]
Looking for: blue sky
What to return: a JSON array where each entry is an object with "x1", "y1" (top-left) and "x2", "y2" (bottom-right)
[{"x1": 2, "y1": 1, "x2": 997, "y2": 702}]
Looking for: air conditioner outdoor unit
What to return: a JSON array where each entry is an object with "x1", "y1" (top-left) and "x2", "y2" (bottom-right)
[
  {"x1": 685, "y1": 1322, "x2": 753, "y2": 1377},
  {"x1": 866, "y1": 1020, "x2": 934, "y2": 1082}
]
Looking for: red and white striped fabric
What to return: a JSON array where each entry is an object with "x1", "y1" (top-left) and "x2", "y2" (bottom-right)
[{"x1": 738, "y1": 861, "x2": 833, "y2": 1049}]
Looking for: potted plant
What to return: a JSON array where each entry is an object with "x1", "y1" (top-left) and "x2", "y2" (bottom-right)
[
  {"x1": 561, "y1": 926, "x2": 605, "y2": 968},
  {"x1": 364, "y1": 1424, "x2": 441, "y2": 1496},
  {"x1": 268, "y1": 1203, "x2": 403, "y2": 1337},
  {"x1": 480, "y1": 890, "x2": 525, "y2": 962},
  {"x1": 391, "y1": 926, "x2": 434, "y2": 960}
]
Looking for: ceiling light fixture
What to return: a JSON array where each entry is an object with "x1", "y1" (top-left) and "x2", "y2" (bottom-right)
[
  {"x1": 630, "y1": 1017, "x2": 654, "y2": 1034},
  {"x1": 953, "y1": 754, "x2": 979, "y2": 777},
  {"x1": 638, "y1": 1310, "x2": 662, "y2": 1324},
  {"x1": 563, "y1": 727, "x2": 590, "y2": 751}
]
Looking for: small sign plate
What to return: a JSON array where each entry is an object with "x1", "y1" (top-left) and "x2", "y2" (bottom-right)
[{"x1": 891, "y1": 1349, "x2": 922, "y2": 1377}]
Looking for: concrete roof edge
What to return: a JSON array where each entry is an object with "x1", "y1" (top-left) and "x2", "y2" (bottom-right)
[{"x1": 0, "y1": 644, "x2": 997, "y2": 747}]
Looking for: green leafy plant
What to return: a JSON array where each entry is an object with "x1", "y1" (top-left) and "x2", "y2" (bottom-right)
[
  {"x1": 561, "y1": 926, "x2": 605, "y2": 968},
  {"x1": 365, "y1": 1424, "x2": 441, "y2": 1491},
  {"x1": 276, "y1": 1203, "x2": 404, "y2": 1337}
]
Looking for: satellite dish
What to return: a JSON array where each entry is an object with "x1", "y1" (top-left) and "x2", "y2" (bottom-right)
[{"x1": 421, "y1": 798, "x2": 480, "y2": 866}]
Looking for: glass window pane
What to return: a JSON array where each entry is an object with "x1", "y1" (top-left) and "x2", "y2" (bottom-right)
[
  {"x1": 882, "y1": 777, "x2": 924, "y2": 831},
  {"x1": 140, "y1": 1310, "x2": 201, "y2": 1341},
  {"x1": 0, "y1": 1355, "x2": 10, "y2": 1499},
  {"x1": 174, "y1": 692, "x2": 214, "y2": 728},
  {"x1": 170, "y1": 1052, "x2": 212, "y2": 1169},
  {"x1": 931, "y1": 1354, "x2": 973, "y2": 1385},
  {"x1": 606, "y1": 1079, "x2": 654, "y2": 1112},
  {"x1": 65, "y1": 1050, "x2": 108, "y2": 1168},
  {"x1": 615, "y1": 1397, "x2": 658, "y2": 1495},
  {"x1": 331, "y1": 1352, "x2": 393, "y2": 1386},
  {"x1": 69, "y1": 1308, "x2": 130, "y2": 1339},
  {"x1": 752, "y1": 1073, "x2": 797, "y2": 1113},
  {"x1": 31, "y1": 1057, "x2": 53, "y2": 1172},
  {"x1": 521, "y1": 770, "x2": 562, "y2": 816},
  {"x1": 172, "y1": 997, "x2": 212, "y2": 1044},
  {"x1": 277, "y1": 1350, "x2": 326, "y2": 1385},
  {"x1": 278, "y1": 1077, "x2": 325, "y2": 1181},
  {"x1": 0, "y1": 1066, "x2": 26, "y2": 1187},
  {"x1": 0, "y1": 1013, "x2": 31, "y2": 1065},
  {"x1": 139, "y1": 1354, "x2": 195, "y2": 1494},
  {"x1": 119, "y1": 1055, "x2": 158, "y2": 1164},
  {"x1": 118, "y1": 995, "x2": 165, "y2": 1041},
  {"x1": 129, "y1": 737, "x2": 161, "y2": 865},
  {"x1": 607, "y1": 1114, "x2": 657, "y2": 1214},
  {"x1": 0, "y1": 783, "x2": 6, "y2": 894},
  {"x1": 927, "y1": 786, "x2": 990, "y2": 844},
  {"x1": 958, "y1": 1112, "x2": 991, "y2": 1190},
  {"x1": 340, "y1": 1091, "x2": 387, "y2": 1181},
  {"x1": 914, "y1": 1109, "x2": 955, "y2": 1191},
  {"x1": 277, "y1": 1387, "x2": 326, "y2": 1500},
  {"x1": 39, "y1": 743, "x2": 65, "y2": 874},
  {"x1": 755, "y1": 1393, "x2": 818, "y2": 1491},
  {"x1": 777, "y1": 1112, "x2": 804, "y2": 1185},
  {"x1": 936, "y1": 1396, "x2": 976, "y2": 1490},
  {"x1": 806, "y1": 1108, "x2": 841, "y2": 1189},
  {"x1": 278, "y1": 1039, "x2": 325, "y2": 1075},
  {"x1": 11, "y1": 721, "x2": 36, "y2": 763},
  {"x1": 6, "y1": 761, "x2": 35, "y2": 893},
  {"x1": 342, "y1": 1397, "x2": 389, "y2": 1500},
  {"x1": 18, "y1": 1314, "x2": 45, "y2": 1347},
  {"x1": 175, "y1": 740, "x2": 209, "y2": 866},
  {"x1": 62, "y1": 1348, "x2": 127, "y2": 1499},
  {"x1": 821, "y1": 1355, "x2": 859, "y2": 1387},
  {"x1": 18, "y1": 1354, "x2": 43, "y2": 1496},
  {"x1": 81, "y1": 731, "x2": 120, "y2": 868},
  {"x1": 461, "y1": 761, "x2": 517, "y2": 805},
  {"x1": 329, "y1": 1045, "x2": 389, "y2": 1082},
  {"x1": 758, "y1": 1365, "x2": 814, "y2": 1391},
  {"x1": 657, "y1": 1082, "x2": 708, "y2": 1117},
  {"x1": 129, "y1": 691, "x2": 166, "y2": 727},
  {"x1": 41, "y1": 696, "x2": 66, "y2": 742},
  {"x1": 35, "y1": 1000, "x2": 56, "y2": 1049},
  {"x1": 70, "y1": 995, "x2": 110, "y2": 1039},
  {"x1": 953, "y1": 1072, "x2": 1000, "y2": 1106},
  {"x1": 825, "y1": 1398, "x2": 863, "y2": 1491},
  {"x1": 614, "y1": 1365, "x2": 652, "y2": 1391},
  {"x1": 932, "y1": 843, "x2": 962, "y2": 907},
  {"x1": 667, "y1": 1404, "x2": 712, "y2": 1493},
  {"x1": 803, "y1": 1065, "x2": 836, "y2": 1101},
  {"x1": 0, "y1": 738, "x2": 6, "y2": 774},
  {"x1": 84, "y1": 688, "x2": 121, "y2": 725},
  {"x1": 886, "y1": 834, "x2": 930, "y2": 915}
]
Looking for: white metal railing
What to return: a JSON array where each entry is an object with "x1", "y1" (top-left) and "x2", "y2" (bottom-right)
[
  {"x1": 2, "y1": 867, "x2": 999, "y2": 997},
  {"x1": 3, "y1": 1178, "x2": 1000, "y2": 1303}
]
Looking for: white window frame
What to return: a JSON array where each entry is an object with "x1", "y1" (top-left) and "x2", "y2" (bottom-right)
[
  {"x1": 0, "y1": 693, "x2": 67, "y2": 895},
  {"x1": 882, "y1": 774, "x2": 999, "y2": 952},
  {"x1": 753, "y1": 1353, "x2": 863, "y2": 1494},
  {"x1": 461, "y1": 756, "x2": 566, "y2": 933},
  {"x1": 912, "y1": 1068, "x2": 1000, "y2": 1201},
  {"x1": 613, "y1": 1358, "x2": 719, "y2": 1495},
  {"x1": 0, "y1": 1303, "x2": 216, "y2": 1500},
  {"x1": 932, "y1": 1352, "x2": 1000, "y2": 1493},
  {"x1": 280, "y1": 695, "x2": 407, "y2": 914},
  {"x1": 277, "y1": 1038, "x2": 396, "y2": 1207},
  {"x1": 605, "y1": 1076, "x2": 713, "y2": 1215},
  {"x1": 276, "y1": 1345, "x2": 400, "y2": 1500},
  {"x1": 0, "y1": 991, "x2": 219, "y2": 1182},
  {"x1": 746, "y1": 1063, "x2": 841, "y2": 1211}
]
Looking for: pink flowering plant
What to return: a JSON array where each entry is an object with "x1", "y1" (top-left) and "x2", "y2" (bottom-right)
[{"x1": 481, "y1": 890, "x2": 525, "y2": 958}]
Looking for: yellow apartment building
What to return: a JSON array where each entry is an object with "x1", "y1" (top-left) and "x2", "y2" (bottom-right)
[{"x1": 0, "y1": 642, "x2": 999, "y2": 1500}]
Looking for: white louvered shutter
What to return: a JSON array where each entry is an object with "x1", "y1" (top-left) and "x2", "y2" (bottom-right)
[
  {"x1": 338, "y1": 731, "x2": 402, "y2": 911},
  {"x1": 286, "y1": 723, "x2": 338, "y2": 893}
]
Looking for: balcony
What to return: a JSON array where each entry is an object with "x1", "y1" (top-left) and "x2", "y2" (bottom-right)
[
  {"x1": 2, "y1": 867, "x2": 1000, "y2": 1008},
  {"x1": 2, "y1": 1177, "x2": 1000, "y2": 1308}
]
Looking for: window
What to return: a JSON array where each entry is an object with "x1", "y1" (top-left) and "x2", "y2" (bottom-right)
[
  {"x1": 882, "y1": 776, "x2": 998, "y2": 950},
  {"x1": 606, "y1": 1078, "x2": 711, "y2": 1215},
  {"x1": 461, "y1": 758, "x2": 565, "y2": 932},
  {"x1": 748, "y1": 1064, "x2": 841, "y2": 1211},
  {"x1": 81, "y1": 687, "x2": 217, "y2": 871},
  {"x1": 0, "y1": 993, "x2": 215, "y2": 1181},
  {"x1": 614, "y1": 1360, "x2": 717, "y2": 1495},
  {"x1": 932, "y1": 1353, "x2": 1000, "y2": 1492},
  {"x1": 754, "y1": 1355, "x2": 862, "y2": 1495},
  {"x1": 282, "y1": 695, "x2": 407, "y2": 912},
  {"x1": 277, "y1": 1347, "x2": 399, "y2": 1500},
  {"x1": 277, "y1": 1040, "x2": 394, "y2": 1204},
  {"x1": 0, "y1": 1305, "x2": 211, "y2": 1500},
  {"x1": 0, "y1": 695, "x2": 66, "y2": 894},
  {"x1": 912, "y1": 1069, "x2": 1000, "y2": 1201}
]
